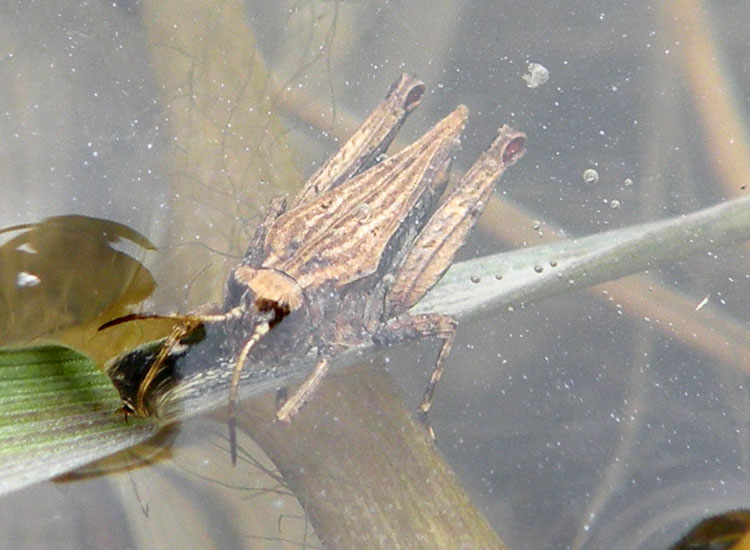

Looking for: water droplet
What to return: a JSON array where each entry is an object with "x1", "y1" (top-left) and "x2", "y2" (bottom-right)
[
  {"x1": 610, "y1": 199, "x2": 621, "y2": 209},
  {"x1": 534, "y1": 265, "x2": 544, "y2": 273},
  {"x1": 470, "y1": 275, "x2": 481, "y2": 283}
]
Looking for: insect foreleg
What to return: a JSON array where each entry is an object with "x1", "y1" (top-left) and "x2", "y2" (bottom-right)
[
  {"x1": 275, "y1": 356, "x2": 330, "y2": 423},
  {"x1": 228, "y1": 318, "x2": 271, "y2": 464}
]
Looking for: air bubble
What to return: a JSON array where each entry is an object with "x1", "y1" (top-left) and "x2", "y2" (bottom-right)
[
  {"x1": 522, "y1": 63, "x2": 549, "y2": 89},
  {"x1": 17, "y1": 271, "x2": 41, "y2": 287},
  {"x1": 582, "y1": 168, "x2": 599, "y2": 185},
  {"x1": 353, "y1": 203, "x2": 372, "y2": 222}
]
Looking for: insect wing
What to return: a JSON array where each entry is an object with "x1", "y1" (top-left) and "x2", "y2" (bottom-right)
[
  {"x1": 386, "y1": 125, "x2": 526, "y2": 312},
  {"x1": 293, "y1": 73, "x2": 425, "y2": 205},
  {"x1": 264, "y1": 106, "x2": 468, "y2": 290}
]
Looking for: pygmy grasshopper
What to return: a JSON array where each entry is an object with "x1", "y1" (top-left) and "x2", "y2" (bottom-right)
[{"x1": 103, "y1": 74, "x2": 526, "y2": 462}]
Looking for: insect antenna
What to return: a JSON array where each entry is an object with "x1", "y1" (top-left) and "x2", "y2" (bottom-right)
[
  {"x1": 98, "y1": 312, "x2": 187, "y2": 331},
  {"x1": 99, "y1": 307, "x2": 244, "y2": 331},
  {"x1": 228, "y1": 318, "x2": 271, "y2": 465}
]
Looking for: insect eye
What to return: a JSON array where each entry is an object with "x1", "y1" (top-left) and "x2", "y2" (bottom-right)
[
  {"x1": 502, "y1": 136, "x2": 526, "y2": 164},
  {"x1": 404, "y1": 84, "x2": 425, "y2": 112},
  {"x1": 255, "y1": 298, "x2": 275, "y2": 312}
]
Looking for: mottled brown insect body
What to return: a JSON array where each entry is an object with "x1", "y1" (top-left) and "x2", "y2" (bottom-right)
[{"x1": 103, "y1": 74, "x2": 526, "y2": 461}]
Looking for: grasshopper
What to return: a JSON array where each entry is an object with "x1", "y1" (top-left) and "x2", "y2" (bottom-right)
[{"x1": 103, "y1": 74, "x2": 525, "y2": 462}]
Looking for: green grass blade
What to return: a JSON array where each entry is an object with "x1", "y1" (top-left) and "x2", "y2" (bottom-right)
[
  {"x1": 414, "y1": 195, "x2": 750, "y2": 319},
  {"x1": 0, "y1": 346, "x2": 156, "y2": 495}
]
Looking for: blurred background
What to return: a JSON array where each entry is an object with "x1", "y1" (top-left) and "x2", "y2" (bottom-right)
[{"x1": 1, "y1": 1, "x2": 750, "y2": 548}]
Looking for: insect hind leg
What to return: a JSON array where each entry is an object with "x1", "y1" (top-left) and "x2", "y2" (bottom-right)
[{"x1": 376, "y1": 313, "x2": 457, "y2": 440}]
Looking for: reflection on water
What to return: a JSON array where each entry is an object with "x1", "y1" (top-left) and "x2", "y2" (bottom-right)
[
  {"x1": 1, "y1": 1, "x2": 750, "y2": 549},
  {"x1": 0, "y1": 215, "x2": 157, "y2": 362},
  {"x1": 0, "y1": 419, "x2": 318, "y2": 550}
]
